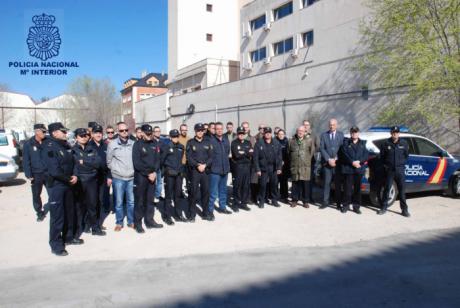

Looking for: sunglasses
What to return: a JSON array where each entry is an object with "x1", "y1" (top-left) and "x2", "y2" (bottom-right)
[
  {"x1": 60, "y1": 130, "x2": 68, "y2": 134},
  {"x1": 119, "y1": 129, "x2": 129, "y2": 133},
  {"x1": 107, "y1": 131, "x2": 114, "y2": 134},
  {"x1": 78, "y1": 134, "x2": 89, "y2": 138}
]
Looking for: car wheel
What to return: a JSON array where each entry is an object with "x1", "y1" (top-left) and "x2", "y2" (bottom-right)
[
  {"x1": 448, "y1": 173, "x2": 460, "y2": 198},
  {"x1": 370, "y1": 181, "x2": 397, "y2": 207}
]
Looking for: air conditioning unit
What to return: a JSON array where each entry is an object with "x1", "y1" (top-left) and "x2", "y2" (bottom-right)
[
  {"x1": 290, "y1": 48, "x2": 299, "y2": 58},
  {"x1": 263, "y1": 57, "x2": 271, "y2": 65},
  {"x1": 263, "y1": 22, "x2": 271, "y2": 31},
  {"x1": 243, "y1": 62, "x2": 253, "y2": 71}
]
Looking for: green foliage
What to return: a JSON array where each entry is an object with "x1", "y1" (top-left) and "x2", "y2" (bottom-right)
[{"x1": 359, "y1": 0, "x2": 460, "y2": 133}]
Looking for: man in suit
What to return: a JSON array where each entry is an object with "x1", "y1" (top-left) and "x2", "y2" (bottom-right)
[{"x1": 319, "y1": 118, "x2": 344, "y2": 210}]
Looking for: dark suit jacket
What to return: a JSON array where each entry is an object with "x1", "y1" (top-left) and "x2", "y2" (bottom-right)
[{"x1": 320, "y1": 130, "x2": 344, "y2": 165}]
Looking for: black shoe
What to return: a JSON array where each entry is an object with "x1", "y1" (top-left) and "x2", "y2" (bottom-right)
[
  {"x1": 52, "y1": 249, "x2": 68, "y2": 256},
  {"x1": 231, "y1": 206, "x2": 240, "y2": 213},
  {"x1": 83, "y1": 225, "x2": 91, "y2": 234},
  {"x1": 220, "y1": 209, "x2": 232, "y2": 214},
  {"x1": 319, "y1": 203, "x2": 328, "y2": 209},
  {"x1": 187, "y1": 217, "x2": 196, "y2": 223},
  {"x1": 175, "y1": 215, "x2": 188, "y2": 222},
  {"x1": 92, "y1": 228, "x2": 106, "y2": 236},
  {"x1": 353, "y1": 208, "x2": 362, "y2": 215},
  {"x1": 135, "y1": 225, "x2": 145, "y2": 233},
  {"x1": 272, "y1": 202, "x2": 281, "y2": 208},
  {"x1": 402, "y1": 210, "x2": 411, "y2": 218},
  {"x1": 36, "y1": 213, "x2": 46, "y2": 222},
  {"x1": 377, "y1": 209, "x2": 387, "y2": 215},
  {"x1": 240, "y1": 205, "x2": 251, "y2": 211},
  {"x1": 164, "y1": 219, "x2": 175, "y2": 226},
  {"x1": 146, "y1": 221, "x2": 164, "y2": 229},
  {"x1": 65, "y1": 238, "x2": 84, "y2": 245},
  {"x1": 258, "y1": 202, "x2": 264, "y2": 209},
  {"x1": 340, "y1": 206, "x2": 348, "y2": 213}
]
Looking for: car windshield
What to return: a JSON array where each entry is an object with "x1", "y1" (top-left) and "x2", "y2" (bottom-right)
[{"x1": 0, "y1": 135, "x2": 8, "y2": 146}]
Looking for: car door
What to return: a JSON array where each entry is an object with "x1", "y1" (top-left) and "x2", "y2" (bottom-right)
[
  {"x1": 398, "y1": 137, "x2": 419, "y2": 192},
  {"x1": 409, "y1": 137, "x2": 447, "y2": 192}
]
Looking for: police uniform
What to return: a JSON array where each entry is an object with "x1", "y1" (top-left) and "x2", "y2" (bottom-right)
[
  {"x1": 161, "y1": 129, "x2": 187, "y2": 223},
  {"x1": 186, "y1": 123, "x2": 213, "y2": 221},
  {"x1": 72, "y1": 128, "x2": 104, "y2": 236},
  {"x1": 253, "y1": 127, "x2": 282, "y2": 208},
  {"x1": 231, "y1": 127, "x2": 252, "y2": 211},
  {"x1": 132, "y1": 124, "x2": 163, "y2": 233},
  {"x1": 88, "y1": 125, "x2": 111, "y2": 227},
  {"x1": 22, "y1": 124, "x2": 49, "y2": 221},
  {"x1": 378, "y1": 126, "x2": 410, "y2": 216},
  {"x1": 43, "y1": 122, "x2": 79, "y2": 256}
]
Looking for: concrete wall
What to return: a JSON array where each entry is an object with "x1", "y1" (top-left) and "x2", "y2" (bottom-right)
[{"x1": 135, "y1": 93, "x2": 171, "y2": 133}]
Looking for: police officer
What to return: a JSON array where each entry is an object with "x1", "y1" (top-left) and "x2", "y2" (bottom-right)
[
  {"x1": 132, "y1": 124, "x2": 163, "y2": 233},
  {"x1": 186, "y1": 123, "x2": 213, "y2": 222},
  {"x1": 378, "y1": 126, "x2": 410, "y2": 217},
  {"x1": 88, "y1": 124, "x2": 111, "y2": 229},
  {"x1": 22, "y1": 123, "x2": 49, "y2": 221},
  {"x1": 253, "y1": 127, "x2": 282, "y2": 208},
  {"x1": 161, "y1": 129, "x2": 187, "y2": 223},
  {"x1": 43, "y1": 122, "x2": 80, "y2": 256},
  {"x1": 72, "y1": 128, "x2": 105, "y2": 236},
  {"x1": 231, "y1": 126, "x2": 253, "y2": 212},
  {"x1": 339, "y1": 126, "x2": 369, "y2": 214}
]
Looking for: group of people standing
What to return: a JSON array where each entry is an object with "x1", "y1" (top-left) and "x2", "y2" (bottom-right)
[{"x1": 22, "y1": 118, "x2": 410, "y2": 256}]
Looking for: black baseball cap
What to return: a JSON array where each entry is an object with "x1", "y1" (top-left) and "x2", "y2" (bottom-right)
[
  {"x1": 263, "y1": 127, "x2": 272, "y2": 134},
  {"x1": 74, "y1": 128, "x2": 89, "y2": 136},
  {"x1": 194, "y1": 123, "x2": 205, "y2": 131},
  {"x1": 237, "y1": 126, "x2": 245, "y2": 134},
  {"x1": 350, "y1": 126, "x2": 360, "y2": 133},
  {"x1": 48, "y1": 122, "x2": 68, "y2": 133},
  {"x1": 141, "y1": 124, "x2": 153, "y2": 133},
  {"x1": 390, "y1": 126, "x2": 400, "y2": 133},
  {"x1": 33, "y1": 124, "x2": 47, "y2": 131},
  {"x1": 92, "y1": 124, "x2": 103, "y2": 133},
  {"x1": 169, "y1": 129, "x2": 180, "y2": 137}
]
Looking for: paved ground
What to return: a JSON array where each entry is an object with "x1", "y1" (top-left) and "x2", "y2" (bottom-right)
[{"x1": 0, "y1": 173, "x2": 459, "y2": 307}]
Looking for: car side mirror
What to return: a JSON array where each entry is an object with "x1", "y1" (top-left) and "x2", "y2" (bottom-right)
[{"x1": 438, "y1": 150, "x2": 448, "y2": 157}]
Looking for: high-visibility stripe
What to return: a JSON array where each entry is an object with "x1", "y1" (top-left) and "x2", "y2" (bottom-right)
[{"x1": 427, "y1": 158, "x2": 447, "y2": 184}]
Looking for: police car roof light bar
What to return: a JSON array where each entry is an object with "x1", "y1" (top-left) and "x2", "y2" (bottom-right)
[{"x1": 368, "y1": 126, "x2": 410, "y2": 133}]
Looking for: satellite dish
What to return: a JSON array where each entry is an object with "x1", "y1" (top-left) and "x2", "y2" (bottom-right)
[{"x1": 187, "y1": 104, "x2": 195, "y2": 114}]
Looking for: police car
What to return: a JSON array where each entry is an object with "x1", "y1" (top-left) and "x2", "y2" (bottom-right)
[{"x1": 357, "y1": 127, "x2": 460, "y2": 206}]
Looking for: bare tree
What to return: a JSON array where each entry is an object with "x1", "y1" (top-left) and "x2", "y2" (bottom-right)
[{"x1": 66, "y1": 76, "x2": 121, "y2": 128}]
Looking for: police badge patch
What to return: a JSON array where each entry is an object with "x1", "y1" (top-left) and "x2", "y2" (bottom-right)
[{"x1": 26, "y1": 13, "x2": 61, "y2": 61}]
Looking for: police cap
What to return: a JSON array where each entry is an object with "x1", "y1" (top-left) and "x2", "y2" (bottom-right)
[
  {"x1": 33, "y1": 124, "x2": 47, "y2": 131},
  {"x1": 88, "y1": 122, "x2": 97, "y2": 129},
  {"x1": 48, "y1": 122, "x2": 68, "y2": 134},
  {"x1": 141, "y1": 124, "x2": 153, "y2": 133},
  {"x1": 92, "y1": 124, "x2": 103, "y2": 133},
  {"x1": 169, "y1": 129, "x2": 180, "y2": 137},
  {"x1": 390, "y1": 126, "x2": 400, "y2": 133},
  {"x1": 236, "y1": 126, "x2": 245, "y2": 134},
  {"x1": 263, "y1": 127, "x2": 272, "y2": 134},
  {"x1": 74, "y1": 128, "x2": 89, "y2": 137},
  {"x1": 194, "y1": 123, "x2": 205, "y2": 131}
]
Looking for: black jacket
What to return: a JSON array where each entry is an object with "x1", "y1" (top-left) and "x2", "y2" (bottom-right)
[
  {"x1": 72, "y1": 143, "x2": 101, "y2": 181},
  {"x1": 253, "y1": 138, "x2": 282, "y2": 172},
  {"x1": 380, "y1": 138, "x2": 409, "y2": 171},
  {"x1": 186, "y1": 137, "x2": 213, "y2": 170},
  {"x1": 22, "y1": 136, "x2": 48, "y2": 178},
  {"x1": 88, "y1": 139, "x2": 111, "y2": 179},
  {"x1": 231, "y1": 139, "x2": 252, "y2": 165},
  {"x1": 43, "y1": 137, "x2": 74, "y2": 186},
  {"x1": 132, "y1": 139, "x2": 161, "y2": 176},
  {"x1": 339, "y1": 138, "x2": 369, "y2": 175},
  {"x1": 161, "y1": 141, "x2": 185, "y2": 175}
]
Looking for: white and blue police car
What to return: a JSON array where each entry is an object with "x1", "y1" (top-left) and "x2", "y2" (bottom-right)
[{"x1": 356, "y1": 127, "x2": 460, "y2": 206}]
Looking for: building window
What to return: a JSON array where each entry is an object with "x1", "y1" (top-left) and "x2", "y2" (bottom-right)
[
  {"x1": 206, "y1": 33, "x2": 213, "y2": 41},
  {"x1": 302, "y1": 30, "x2": 314, "y2": 47},
  {"x1": 274, "y1": 37, "x2": 294, "y2": 55},
  {"x1": 303, "y1": 0, "x2": 319, "y2": 8},
  {"x1": 206, "y1": 4, "x2": 213, "y2": 12},
  {"x1": 250, "y1": 47, "x2": 267, "y2": 63},
  {"x1": 274, "y1": 1, "x2": 293, "y2": 21},
  {"x1": 250, "y1": 14, "x2": 266, "y2": 31}
]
